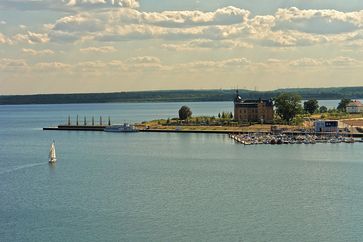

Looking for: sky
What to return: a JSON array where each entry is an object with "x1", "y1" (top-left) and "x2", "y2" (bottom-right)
[{"x1": 1, "y1": 0, "x2": 363, "y2": 94}]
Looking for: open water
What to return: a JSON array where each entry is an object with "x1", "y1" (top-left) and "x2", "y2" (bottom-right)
[{"x1": 1, "y1": 101, "x2": 363, "y2": 241}]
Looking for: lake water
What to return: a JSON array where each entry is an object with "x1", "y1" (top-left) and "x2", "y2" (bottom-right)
[{"x1": 1, "y1": 101, "x2": 363, "y2": 241}]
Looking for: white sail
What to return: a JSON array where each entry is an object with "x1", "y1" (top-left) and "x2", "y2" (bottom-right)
[{"x1": 49, "y1": 141, "x2": 57, "y2": 163}]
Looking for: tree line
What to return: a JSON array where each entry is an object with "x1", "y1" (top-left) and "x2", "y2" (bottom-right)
[
  {"x1": 1, "y1": 87, "x2": 363, "y2": 105},
  {"x1": 274, "y1": 93, "x2": 353, "y2": 124}
]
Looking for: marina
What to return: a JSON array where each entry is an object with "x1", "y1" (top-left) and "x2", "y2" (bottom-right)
[{"x1": 229, "y1": 133, "x2": 361, "y2": 145}]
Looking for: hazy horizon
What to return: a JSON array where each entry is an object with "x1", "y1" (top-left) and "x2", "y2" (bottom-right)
[{"x1": 1, "y1": 0, "x2": 363, "y2": 94}]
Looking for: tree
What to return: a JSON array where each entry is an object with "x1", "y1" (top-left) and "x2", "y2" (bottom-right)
[
  {"x1": 319, "y1": 106, "x2": 328, "y2": 113},
  {"x1": 274, "y1": 93, "x2": 303, "y2": 123},
  {"x1": 303, "y1": 99, "x2": 319, "y2": 114},
  {"x1": 178, "y1": 106, "x2": 192, "y2": 120},
  {"x1": 222, "y1": 112, "x2": 226, "y2": 119},
  {"x1": 229, "y1": 112, "x2": 233, "y2": 119},
  {"x1": 337, "y1": 98, "x2": 351, "y2": 111}
]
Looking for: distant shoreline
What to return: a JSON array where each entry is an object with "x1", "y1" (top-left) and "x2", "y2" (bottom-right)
[{"x1": 1, "y1": 87, "x2": 363, "y2": 105}]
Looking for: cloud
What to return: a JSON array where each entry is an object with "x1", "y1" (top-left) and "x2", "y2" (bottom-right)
[
  {"x1": 22, "y1": 48, "x2": 55, "y2": 55},
  {"x1": 39, "y1": 6, "x2": 363, "y2": 48},
  {"x1": 178, "y1": 58, "x2": 251, "y2": 71},
  {"x1": 0, "y1": 32, "x2": 12, "y2": 44},
  {"x1": 289, "y1": 58, "x2": 324, "y2": 67},
  {"x1": 0, "y1": 58, "x2": 28, "y2": 71},
  {"x1": 0, "y1": 0, "x2": 140, "y2": 11},
  {"x1": 53, "y1": 13, "x2": 105, "y2": 32},
  {"x1": 80, "y1": 46, "x2": 117, "y2": 53},
  {"x1": 0, "y1": 20, "x2": 6, "y2": 25},
  {"x1": 2, "y1": 56, "x2": 362, "y2": 77},
  {"x1": 126, "y1": 6, "x2": 250, "y2": 28},
  {"x1": 273, "y1": 7, "x2": 363, "y2": 34},
  {"x1": 4, "y1": 5, "x2": 363, "y2": 53},
  {"x1": 126, "y1": 56, "x2": 161, "y2": 64},
  {"x1": 13, "y1": 31, "x2": 49, "y2": 44},
  {"x1": 162, "y1": 39, "x2": 253, "y2": 51},
  {"x1": 34, "y1": 62, "x2": 72, "y2": 71},
  {"x1": 64, "y1": 0, "x2": 139, "y2": 9}
]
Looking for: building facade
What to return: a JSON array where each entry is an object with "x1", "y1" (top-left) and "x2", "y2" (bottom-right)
[
  {"x1": 314, "y1": 120, "x2": 339, "y2": 133},
  {"x1": 346, "y1": 100, "x2": 363, "y2": 113},
  {"x1": 233, "y1": 91, "x2": 274, "y2": 123}
]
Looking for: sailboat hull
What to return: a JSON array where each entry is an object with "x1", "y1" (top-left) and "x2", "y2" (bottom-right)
[{"x1": 49, "y1": 159, "x2": 56, "y2": 163}]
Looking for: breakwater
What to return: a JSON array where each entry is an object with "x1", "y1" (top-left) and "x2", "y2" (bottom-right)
[
  {"x1": 43, "y1": 125, "x2": 105, "y2": 131},
  {"x1": 43, "y1": 125, "x2": 363, "y2": 137}
]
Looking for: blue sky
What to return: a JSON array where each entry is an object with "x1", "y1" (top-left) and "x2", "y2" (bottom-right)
[{"x1": 0, "y1": 0, "x2": 363, "y2": 94}]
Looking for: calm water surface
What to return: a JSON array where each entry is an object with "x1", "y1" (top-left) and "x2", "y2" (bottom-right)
[{"x1": 1, "y1": 101, "x2": 363, "y2": 241}]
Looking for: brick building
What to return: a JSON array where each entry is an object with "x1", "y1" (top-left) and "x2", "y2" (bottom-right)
[{"x1": 233, "y1": 91, "x2": 274, "y2": 123}]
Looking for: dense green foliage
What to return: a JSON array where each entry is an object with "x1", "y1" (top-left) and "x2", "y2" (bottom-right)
[
  {"x1": 337, "y1": 98, "x2": 352, "y2": 111},
  {"x1": 274, "y1": 93, "x2": 303, "y2": 123},
  {"x1": 178, "y1": 106, "x2": 192, "y2": 120},
  {"x1": 303, "y1": 99, "x2": 319, "y2": 114},
  {"x1": 319, "y1": 106, "x2": 328, "y2": 113},
  {"x1": 1, "y1": 87, "x2": 363, "y2": 105}
]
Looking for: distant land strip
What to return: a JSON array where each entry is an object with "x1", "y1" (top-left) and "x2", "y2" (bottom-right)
[{"x1": 1, "y1": 87, "x2": 363, "y2": 105}]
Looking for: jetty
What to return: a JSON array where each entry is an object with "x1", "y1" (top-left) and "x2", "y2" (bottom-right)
[{"x1": 43, "y1": 125, "x2": 105, "y2": 131}]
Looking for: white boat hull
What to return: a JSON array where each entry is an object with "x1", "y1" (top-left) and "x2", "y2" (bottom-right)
[{"x1": 49, "y1": 158, "x2": 56, "y2": 163}]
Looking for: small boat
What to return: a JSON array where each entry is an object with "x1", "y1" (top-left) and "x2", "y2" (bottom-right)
[
  {"x1": 104, "y1": 123, "x2": 139, "y2": 132},
  {"x1": 49, "y1": 141, "x2": 57, "y2": 163},
  {"x1": 330, "y1": 138, "x2": 340, "y2": 144},
  {"x1": 344, "y1": 137, "x2": 355, "y2": 143}
]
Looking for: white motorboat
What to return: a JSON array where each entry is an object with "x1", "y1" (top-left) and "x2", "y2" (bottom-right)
[{"x1": 104, "y1": 123, "x2": 139, "y2": 132}]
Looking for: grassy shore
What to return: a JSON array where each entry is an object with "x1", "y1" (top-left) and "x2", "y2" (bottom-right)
[
  {"x1": 136, "y1": 113, "x2": 363, "y2": 133},
  {"x1": 136, "y1": 118, "x2": 300, "y2": 133}
]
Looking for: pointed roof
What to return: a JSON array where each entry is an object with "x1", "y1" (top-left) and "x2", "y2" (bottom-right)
[{"x1": 347, "y1": 100, "x2": 363, "y2": 107}]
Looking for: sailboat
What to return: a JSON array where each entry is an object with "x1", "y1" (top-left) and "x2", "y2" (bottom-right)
[{"x1": 49, "y1": 141, "x2": 57, "y2": 163}]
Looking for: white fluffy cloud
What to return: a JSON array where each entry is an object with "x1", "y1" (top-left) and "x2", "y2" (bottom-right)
[
  {"x1": 0, "y1": 32, "x2": 12, "y2": 44},
  {"x1": 273, "y1": 7, "x2": 363, "y2": 34},
  {"x1": 0, "y1": 0, "x2": 139, "y2": 11},
  {"x1": 80, "y1": 46, "x2": 117, "y2": 53},
  {"x1": 64, "y1": 0, "x2": 139, "y2": 9},
  {"x1": 13, "y1": 31, "x2": 49, "y2": 44},
  {"x1": 162, "y1": 39, "x2": 253, "y2": 51},
  {"x1": 22, "y1": 48, "x2": 55, "y2": 55},
  {"x1": 35, "y1": 6, "x2": 363, "y2": 49}
]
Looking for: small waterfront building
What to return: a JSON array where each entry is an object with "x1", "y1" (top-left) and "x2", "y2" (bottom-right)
[
  {"x1": 314, "y1": 120, "x2": 339, "y2": 133},
  {"x1": 233, "y1": 91, "x2": 274, "y2": 123},
  {"x1": 346, "y1": 100, "x2": 363, "y2": 113}
]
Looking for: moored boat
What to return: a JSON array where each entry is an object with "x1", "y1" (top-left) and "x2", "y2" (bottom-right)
[{"x1": 104, "y1": 123, "x2": 139, "y2": 132}]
